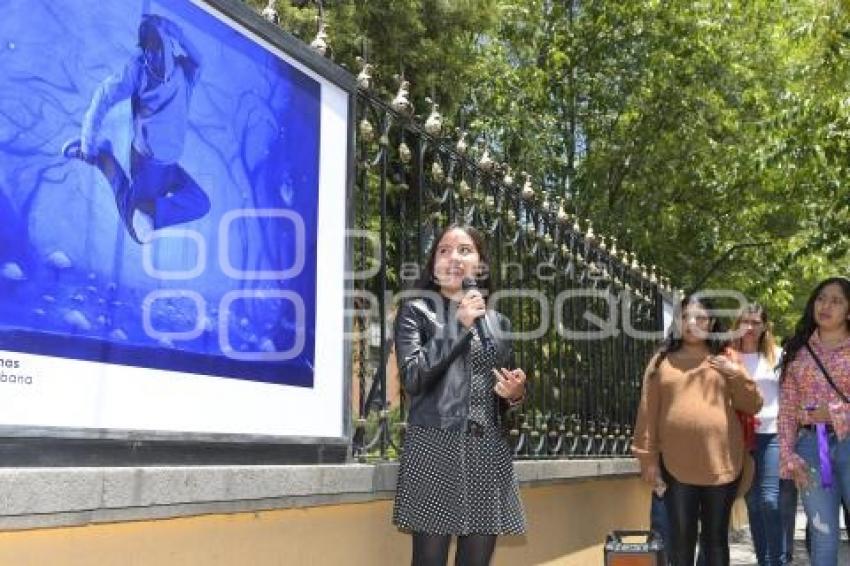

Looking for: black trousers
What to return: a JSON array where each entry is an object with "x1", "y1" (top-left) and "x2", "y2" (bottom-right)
[{"x1": 661, "y1": 464, "x2": 739, "y2": 566}]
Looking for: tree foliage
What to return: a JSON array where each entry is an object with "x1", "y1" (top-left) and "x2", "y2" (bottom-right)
[
  {"x1": 249, "y1": 0, "x2": 850, "y2": 335},
  {"x1": 249, "y1": 0, "x2": 500, "y2": 115}
]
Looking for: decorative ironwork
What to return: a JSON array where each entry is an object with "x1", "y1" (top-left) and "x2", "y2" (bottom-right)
[
  {"x1": 248, "y1": 6, "x2": 667, "y2": 461},
  {"x1": 348, "y1": 78, "x2": 664, "y2": 462},
  {"x1": 310, "y1": 20, "x2": 329, "y2": 56},
  {"x1": 261, "y1": 0, "x2": 279, "y2": 24}
]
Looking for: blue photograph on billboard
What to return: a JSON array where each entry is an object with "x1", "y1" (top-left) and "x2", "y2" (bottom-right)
[{"x1": 0, "y1": 0, "x2": 320, "y2": 387}]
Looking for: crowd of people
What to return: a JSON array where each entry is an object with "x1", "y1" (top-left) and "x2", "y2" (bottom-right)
[
  {"x1": 635, "y1": 277, "x2": 850, "y2": 566},
  {"x1": 388, "y1": 222, "x2": 850, "y2": 566}
]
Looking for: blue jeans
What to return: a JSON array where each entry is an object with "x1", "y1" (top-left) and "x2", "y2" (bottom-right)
[
  {"x1": 745, "y1": 433, "x2": 798, "y2": 565},
  {"x1": 796, "y1": 428, "x2": 850, "y2": 566},
  {"x1": 651, "y1": 492, "x2": 671, "y2": 545}
]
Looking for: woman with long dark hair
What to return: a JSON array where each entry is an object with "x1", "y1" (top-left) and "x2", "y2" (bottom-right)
[
  {"x1": 392, "y1": 224, "x2": 527, "y2": 566},
  {"x1": 633, "y1": 294, "x2": 762, "y2": 566},
  {"x1": 778, "y1": 276, "x2": 850, "y2": 566},
  {"x1": 731, "y1": 304, "x2": 796, "y2": 566}
]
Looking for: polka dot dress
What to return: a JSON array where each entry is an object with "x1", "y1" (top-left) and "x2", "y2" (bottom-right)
[{"x1": 393, "y1": 329, "x2": 526, "y2": 535}]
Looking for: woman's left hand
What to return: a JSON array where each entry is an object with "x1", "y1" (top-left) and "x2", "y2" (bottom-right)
[
  {"x1": 708, "y1": 355, "x2": 743, "y2": 379},
  {"x1": 493, "y1": 367, "x2": 526, "y2": 402},
  {"x1": 800, "y1": 403, "x2": 831, "y2": 423}
]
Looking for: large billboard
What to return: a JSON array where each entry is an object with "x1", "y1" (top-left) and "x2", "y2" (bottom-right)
[{"x1": 0, "y1": 0, "x2": 351, "y2": 447}]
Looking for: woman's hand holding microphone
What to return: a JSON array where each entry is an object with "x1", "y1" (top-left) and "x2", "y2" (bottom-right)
[
  {"x1": 456, "y1": 283, "x2": 526, "y2": 404},
  {"x1": 456, "y1": 287, "x2": 486, "y2": 329}
]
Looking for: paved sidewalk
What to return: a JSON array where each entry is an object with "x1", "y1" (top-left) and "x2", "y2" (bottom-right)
[{"x1": 730, "y1": 507, "x2": 849, "y2": 565}]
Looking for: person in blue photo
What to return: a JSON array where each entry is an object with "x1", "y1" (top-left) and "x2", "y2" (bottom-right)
[{"x1": 62, "y1": 14, "x2": 210, "y2": 244}]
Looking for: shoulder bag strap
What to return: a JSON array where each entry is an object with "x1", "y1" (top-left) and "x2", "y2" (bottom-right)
[{"x1": 805, "y1": 342, "x2": 850, "y2": 404}]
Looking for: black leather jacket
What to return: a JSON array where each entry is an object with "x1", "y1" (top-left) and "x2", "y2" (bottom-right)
[{"x1": 394, "y1": 296, "x2": 517, "y2": 430}]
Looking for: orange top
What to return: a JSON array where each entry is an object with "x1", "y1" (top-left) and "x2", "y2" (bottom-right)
[{"x1": 632, "y1": 351, "x2": 762, "y2": 485}]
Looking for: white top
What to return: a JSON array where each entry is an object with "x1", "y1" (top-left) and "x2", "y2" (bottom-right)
[{"x1": 740, "y1": 347, "x2": 782, "y2": 434}]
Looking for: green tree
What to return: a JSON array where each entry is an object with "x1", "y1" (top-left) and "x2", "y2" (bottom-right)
[
  {"x1": 247, "y1": 0, "x2": 850, "y2": 334},
  {"x1": 248, "y1": 0, "x2": 501, "y2": 115}
]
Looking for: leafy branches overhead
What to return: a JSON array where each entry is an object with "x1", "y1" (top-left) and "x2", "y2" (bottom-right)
[
  {"x1": 251, "y1": 0, "x2": 850, "y2": 334},
  {"x1": 250, "y1": 0, "x2": 500, "y2": 114}
]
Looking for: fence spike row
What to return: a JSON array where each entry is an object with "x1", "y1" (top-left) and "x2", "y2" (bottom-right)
[
  {"x1": 575, "y1": 249, "x2": 586, "y2": 268},
  {"x1": 431, "y1": 161, "x2": 444, "y2": 182},
  {"x1": 455, "y1": 129, "x2": 468, "y2": 155},
  {"x1": 310, "y1": 21, "x2": 329, "y2": 56},
  {"x1": 502, "y1": 166, "x2": 515, "y2": 187},
  {"x1": 349, "y1": 62, "x2": 662, "y2": 461},
  {"x1": 585, "y1": 220, "x2": 595, "y2": 242},
  {"x1": 398, "y1": 142, "x2": 411, "y2": 164},
  {"x1": 520, "y1": 173, "x2": 534, "y2": 201},
  {"x1": 557, "y1": 206, "x2": 569, "y2": 225},
  {"x1": 355, "y1": 57, "x2": 373, "y2": 90},
  {"x1": 358, "y1": 118, "x2": 374, "y2": 142},
  {"x1": 424, "y1": 98, "x2": 443, "y2": 136},
  {"x1": 478, "y1": 146, "x2": 496, "y2": 173},
  {"x1": 261, "y1": 0, "x2": 279, "y2": 24},
  {"x1": 390, "y1": 77, "x2": 414, "y2": 116}
]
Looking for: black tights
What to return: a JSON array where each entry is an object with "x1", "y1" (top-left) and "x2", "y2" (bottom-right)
[
  {"x1": 411, "y1": 533, "x2": 497, "y2": 566},
  {"x1": 662, "y1": 465, "x2": 739, "y2": 566}
]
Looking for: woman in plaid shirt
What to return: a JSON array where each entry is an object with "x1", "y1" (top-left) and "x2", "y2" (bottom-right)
[{"x1": 778, "y1": 276, "x2": 850, "y2": 566}]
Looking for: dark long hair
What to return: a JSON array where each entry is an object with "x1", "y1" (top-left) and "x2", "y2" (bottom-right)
[
  {"x1": 781, "y1": 276, "x2": 850, "y2": 378},
  {"x1": 415, "y1": 224, "x2": 493, "y2": 299},
  {"x1": 650, "y1": 293, "x2": 728, "y2": 375}
]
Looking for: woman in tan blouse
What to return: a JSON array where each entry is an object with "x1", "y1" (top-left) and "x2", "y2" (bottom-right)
[{"x1": 633, "y1": 294, "x2": 762, "y2": 566}]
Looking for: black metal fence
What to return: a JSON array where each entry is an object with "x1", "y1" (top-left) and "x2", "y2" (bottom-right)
[{"x1": 349, "y1": 86, "x2": 667, "y2": 462}]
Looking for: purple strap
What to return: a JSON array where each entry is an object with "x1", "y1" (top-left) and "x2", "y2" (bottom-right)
[{"x1": 817, "y1": 423, "x2": 833, "y2": 488}]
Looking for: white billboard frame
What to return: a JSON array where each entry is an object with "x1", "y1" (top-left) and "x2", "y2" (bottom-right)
[{"x1": 0, "y1": 0, "x2": 356, "y2": 463}]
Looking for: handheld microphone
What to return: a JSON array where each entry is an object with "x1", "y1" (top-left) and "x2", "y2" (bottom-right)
[{"x1": 461, "y1": 277, "x2": 489, "y2": 348}]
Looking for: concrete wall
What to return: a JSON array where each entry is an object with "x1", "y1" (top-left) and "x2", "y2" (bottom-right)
[{"x1": 0, "y1": 460, "x2": 746, "y2": 565}]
